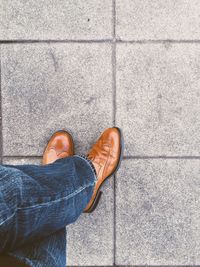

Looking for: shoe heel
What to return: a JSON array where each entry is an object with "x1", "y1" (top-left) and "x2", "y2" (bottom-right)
[{"x1": 86, "y1": 191, "x2": 102, "y2": 213}]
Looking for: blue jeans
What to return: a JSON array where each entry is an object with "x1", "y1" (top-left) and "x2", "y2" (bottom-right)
[{"x1": 0, "y1": 155, "x2": 96, "y2": 267}]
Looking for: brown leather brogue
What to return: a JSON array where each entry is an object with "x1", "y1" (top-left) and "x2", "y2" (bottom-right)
[
  {"x1": 84, "y1": 127, "x2": 123, "y2": 213},
  {"x1": 42, "y1": 130, "x2": 74, "y2": 165}
]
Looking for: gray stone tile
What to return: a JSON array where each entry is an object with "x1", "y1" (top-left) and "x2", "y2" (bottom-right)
[
  {"x1": 116, "y1": 159, "x2": 200, "y2": 265},
  {"x1": 0, "y1": 0, "x2": 112, "y2": 40},
  {"x1": 116, "y1": 43, "x2": 200, "y2": 156},
  {"x1": 2, "y1": 43, "x2": 113, "y2": 156},
  {"x1": 116, "y1": 0, "x2": 200, "y2": 40},
  {"x1": 67, "y1": 179, "x2": 114, "y2": 266}
]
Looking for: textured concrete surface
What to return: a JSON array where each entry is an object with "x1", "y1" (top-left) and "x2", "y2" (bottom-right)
[
  {"x1": 116, "y1": 159, "x2": 200, "y2": 265},
  {"x1": 2, "y1": 44, "x2": 113, "y2": 156},
  {"x1": 116, "y1": 43, "x2": 200, "y2": 156},
  {"x1": 1, "y1": 0, "x2": 200, "y2": 266},
  {"x1": 0, "y1": 0, "x2": 112, "y2": 40},
  {"x1": 116, "y1": 0, "x2": 200, "y2": 40}
]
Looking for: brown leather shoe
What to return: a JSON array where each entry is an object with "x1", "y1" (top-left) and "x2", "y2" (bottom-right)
[
  {"x1": 84, "y1": 127, "x2": 123, "y2": 213},
  {"x1": 42, "y1": 130, "x2": 74, "y2": 165}
]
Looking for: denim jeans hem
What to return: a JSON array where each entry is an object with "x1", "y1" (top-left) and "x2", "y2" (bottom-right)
[{"x1": 75, "y1": 155, "x2": 97, "y2": 181}]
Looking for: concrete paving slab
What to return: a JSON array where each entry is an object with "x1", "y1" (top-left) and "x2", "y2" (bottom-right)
[
  {"x1": 0, "y1": 0, "x2": 112, "y2": 40},
  {"x1": 116, "y1": 43, "x2": 200, "y2": 156},
  {"x1": 116, "y1": 159, "x2": 200, "y2": 265},
  {"x1": 2, "y1": 43, "x2": 113, "y2": 156},
  {"x1": 116, "y1": 0, "x2": 200, "y2": 40}
]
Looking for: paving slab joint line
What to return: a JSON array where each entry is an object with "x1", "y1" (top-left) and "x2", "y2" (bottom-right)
[
  {"x1": 3, "y1": 156, "x2": 200, "y2": 160},
  {"x1": 2, "y1": 39, "x2": 200, "y2": 44},
  {"x1": 3, "y1": 156, "x2": 43, "y2": 159},
  {"x1": 128, "y1": 266, "x2": 194, "y2": 267},
  {"x1": 117, "y1": 39, "x2": 200, "y2": 44},
  {"x1": 67, "y1": 265, "x2": 197, "y2": 267},
  {"x1": 112, "y1": 0, "x2": 117, "y2": 265},
  {"x1": 124, "y1": 156, "x2": 200, "y2": 160},
  {"x1": 0, "y1": 39, "x2": 113, "y2": 44}
]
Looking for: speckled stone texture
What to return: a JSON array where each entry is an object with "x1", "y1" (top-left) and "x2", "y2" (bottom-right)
[
  {"x1": 116, "y1": 159, "x2": 200, "y2": 265},
  {"x1": 116, "y1": 43, "x2": 200, "y2": 156},
  {"x1": 1, "y1": 0, "x2": 200, "y2": 266},
  {"x1": 1, "y1": 44, "x2": 113, "y2": 156},
  {"x1": 116, "y1": 0, "x2": 200, "y2": 40},
  {"x1": 0, "y1": 0, "x2": 112, "y2": 40}
]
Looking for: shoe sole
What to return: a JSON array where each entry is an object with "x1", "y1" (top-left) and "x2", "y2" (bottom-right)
[{"x1": 84, "y1": 127, "x2": 124, "y2": 213}]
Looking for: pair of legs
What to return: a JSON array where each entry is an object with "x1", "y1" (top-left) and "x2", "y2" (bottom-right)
[{"x1": 0, "y1": 128, "x2": 122, "y2": 266}]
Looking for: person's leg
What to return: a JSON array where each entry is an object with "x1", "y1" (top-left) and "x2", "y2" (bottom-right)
[
  {"x1": 0, "y1": 131, "x2": 76, "y2": 267},
  {"x1": 8, "y1": 228, "x2": 67, "y2": 267},
  {"x1": 0, "y1": 155, "x2": 96, "y2": 253}
]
